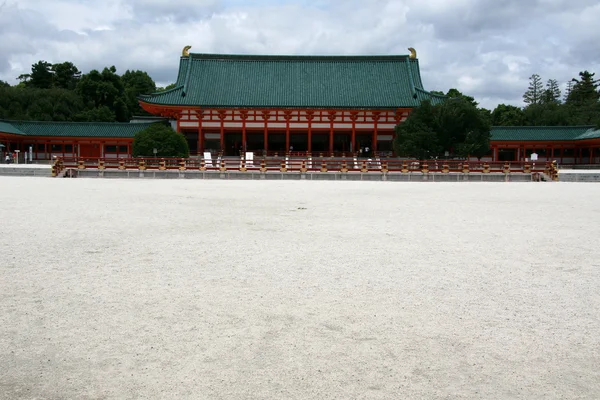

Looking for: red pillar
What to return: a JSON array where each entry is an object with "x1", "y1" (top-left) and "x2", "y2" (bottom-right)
[
  {"x1": 372, "y1": 112, "x2": 380, "y2": 153},
  {"x1": 307, "y1": 111, "x2": 313, "y2": 153},
  {"x1": 329, "y1": 123, "x2": 334, "y2": 154},
  {"x1": 196, "y1": 110, "x2": 203, "y2": 155},
  {"x1": 219, "y1": 113, "x2": 225, "y2": 154},
  {"x1": 285, "y1": 114, "x2": 291, "y2": 153},
  {"x1": 241, "y1": 111, "x2": 247, "y2": 153},
  {"x1": 263, "y1": 111, "x2": 269, "y2": 154},
  {"x1": 350, "y1": 113, "x2": 358, "y2": 154},
  {"x1": 263, "y1": 125, "x2": 268, "y2": 153}
]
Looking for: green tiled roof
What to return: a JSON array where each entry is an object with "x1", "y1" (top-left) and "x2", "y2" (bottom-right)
[
  {"x1": 490, "y1": 126, "x2": 600, "y2": 141},
  {"x1": 0, "y1": 120, "x2": 160, "y2": 138},
  {"x1": 139, "y1": 53, "x2": 446, "y2": 109},
  {"x1": 0, "y1": 121, "x2": 25, "y2": 135}
]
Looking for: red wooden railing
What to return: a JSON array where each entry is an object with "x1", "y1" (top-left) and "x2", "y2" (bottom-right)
[{"x1": 53, "y1": 156, "x2": 551, "y2": 176}]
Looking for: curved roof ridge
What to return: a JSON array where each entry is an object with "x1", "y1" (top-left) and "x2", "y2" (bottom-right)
[
  {"x1": 187, "y1": 53, "x2": 412, "y2": 62},
  {"x1": 414, "y1": 87, "x2": 447, "y2": 98},
  {"x1": 139, "y1": 85, "x2": 184, "y2": 99}
]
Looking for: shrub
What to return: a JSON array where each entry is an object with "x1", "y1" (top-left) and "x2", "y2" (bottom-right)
[{"x1": 132, "y1": 123, "x2": 189, "y2": 158}]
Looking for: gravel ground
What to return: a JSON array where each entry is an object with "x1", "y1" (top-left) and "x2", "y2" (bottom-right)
[{"x1": 1, "y1": 177, "x2": 599, "y2": 399}]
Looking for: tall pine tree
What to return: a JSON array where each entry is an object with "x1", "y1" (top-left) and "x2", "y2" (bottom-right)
[
  {"x1": 541, "y1": 79, "x2": 561, "y2": 104},
  {"x1": 523, "y1": 74, "x2": 543, "y2": 105},
  {"x1": 564, "y1": 81, "x2": 573, "y2": 103},
  {"x1": 566, "y1": 71, "x2": 599, "y2": 106}
]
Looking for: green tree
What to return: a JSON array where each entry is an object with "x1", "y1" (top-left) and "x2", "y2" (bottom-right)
[
  {"x1": 564, "y1": 81, "x2": 573, "y2": 103},
  {"x1": 17, "y1": 74, "x2": 31, "y2": 84},
  {"x1": 445, "y1": 88, "x2": 478, "y2": 107},
  {"x1": 121, "y1": 70, "x2": 156, "y2": 116},
  {"x1": 73, "y1": 106, "x2": 116, "y2": 122},
  {"x1": 437, "y1": 98, "x2": 491, "y2": 159},
  {"x1": 0, "y1": 80, "x2": 9, "y2": 88},
  {"x1": 51, "y1": 61, "x2": 81, "y2": 90},
  {"x1": 566, "y1": 71, "x2": 599, "y2": 106},
  {"x1": 393, "y1": 98, "x2": 490, "y2": 159},
  {"x1": 523, "y1": 103, "x2": 571, "y2": 126},
  {"x1": 0, "y1": 86, "x2": 85, "y2": 121},
  {"x1": 76, "y1": 66, "x2": 129, "y2": 122},
  {"x1": 491, "y1": 104, "x2": 526, "y2": 126},
  {"x1": 541, "y1": 79, "x2": 561, "y2": 104},
  {"x1": 565, "y1": 71, "x2": 600, "y2": 125},
  {"x1": 394, "y1": 102, "x2": 441, "y2": 160},
  {"x1": 132, "y1": 123, "x2": 189, "y2": 158},
  {"x1": 479, "y1": 108, "x2": 492, "y2": 125},
  {"x1": 29, "y1": 61, "x2": 54, "y2": 89},
  {"x1": 523, "y1": 74, "x2": 543, "y2": 105}
]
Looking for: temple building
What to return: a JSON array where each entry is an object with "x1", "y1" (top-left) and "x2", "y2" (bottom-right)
[
  {"x1": 1, "y1": 48, "x2": 600, "y2": 164},
  {"x1": 138, "y1": 48, "x2": 445, "y2": 156}
]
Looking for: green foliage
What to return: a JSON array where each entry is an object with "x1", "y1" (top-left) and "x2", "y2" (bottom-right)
[
  {"x1": 72, "y1": 106, "x2": 116, "y2": 122},
  {"x1": 121, "y1": 70, "x2": 156, "y2": 116},
  {"x1": 394, "y1": 102, "x2": 441, "y2": 159},
  {"x1": 445, "y1": 88, "x2": 478, "y2": 107},
  {"x1": 51, "y1": 62, "x2": 81, "y2": 90},
  {"x1": 541, "y1": 79, "x2": 561, "y2": 104},
  {"x1": 1, "y1": 59, "x2": 158, "y2": 122},
  {"x1": 0, "y1": 86, "x2": 85, "y2": 121},
  {"x1": 523, "y1": 74, "x2": 543, "y2": 105},
  {"x1": 394, "y1": 98, "x2": 491, "y2": 159},
  {"x1": 490, "y1": 70, "x2": 600, "y2": 128},
  {"x1": 75, "y1": 66, "x2": 132, "y2": 122},
  {"x1": 132, "y1": 123, "x2": 189, "y2": 158},
  {"x1": 566, "y1": 71, "x2": 599, "y2": 105},
  {"x1": 563, "y1": 71, "x2": 600, "y2": 125},
  {"x1": 491, "y1": 104, "x2": 526, "y2": 126},
  {"x1": 28, "y1": 61, "x2": 54, "y2": 89}
]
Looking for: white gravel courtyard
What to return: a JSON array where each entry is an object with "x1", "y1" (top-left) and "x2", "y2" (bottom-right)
[{"x1": 1, "y1": 177, "x2": 599, "y2": 399}]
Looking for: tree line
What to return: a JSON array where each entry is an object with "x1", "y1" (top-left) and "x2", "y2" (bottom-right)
[
  {"x1": 491, "y1": 71, "x2": 600, "y2": 127},
  {"x1": 394, "y1": 69, "x2": 600, "y2": 159},
  {"x1": 0, "y1": 60, "x2": 165, "y2": 122}
]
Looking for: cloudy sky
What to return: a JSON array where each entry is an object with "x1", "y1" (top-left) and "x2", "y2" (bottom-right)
[{"x1": 1, "y1": 0, "x2": 599, "y2": 109}]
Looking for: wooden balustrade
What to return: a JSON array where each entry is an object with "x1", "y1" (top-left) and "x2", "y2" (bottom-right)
[{"x1": 51, "y1": 156, "x2": 549, "y2": 176}]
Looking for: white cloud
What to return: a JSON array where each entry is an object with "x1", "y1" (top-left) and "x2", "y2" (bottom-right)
[{"x1": 0, "y1": 0, "x2": 599, "y2": 109}]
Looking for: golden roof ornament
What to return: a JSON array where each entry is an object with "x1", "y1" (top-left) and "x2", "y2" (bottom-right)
[
  {"x1": 408, "y1": 47, "x2": 417, "y2": 59},
  {"x1": 182, "y1": 45, "x2": 192, "y2": 57}
]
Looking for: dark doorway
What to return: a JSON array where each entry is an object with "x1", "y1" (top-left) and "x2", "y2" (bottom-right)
[
  {"x1": 311, "y1": 134, "x2": 328, "y2": 153},
  {"x1": 247, "y1": 132, "x2": 264, "y2": 152},
  {"x1": 356, "y1": 133, "x2": 372, "y2": 151},
  {"x1": 268, "y1": 133, "x2": 285, "y2": 153},
  {"x1": 290, "y1": 133, "x2": 307, "y2": 151},
  {"x1": 334, "y1": 132, "x2": 351, "y2": 152},
  {"x1": 498, "y1": 148, "x2": 517, "y2": 161},
  {"x1": 183, "y1": 131, "x2": 199, "y2": 155},
  {"x1": 225, "y1": 132, "x2": 242, "y2": 156}
]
